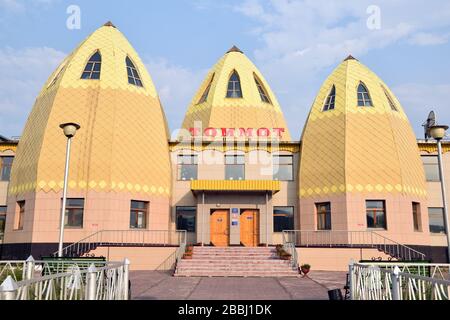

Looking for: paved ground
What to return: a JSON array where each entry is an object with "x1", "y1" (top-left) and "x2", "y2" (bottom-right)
[{"x1": 130, "y1": 271, "x2": 347, "y2": 300}]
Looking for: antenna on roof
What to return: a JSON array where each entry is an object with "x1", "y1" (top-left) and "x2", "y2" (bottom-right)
[{"x1": 423, "y1": 111, "x2": 436, "y2": 141}]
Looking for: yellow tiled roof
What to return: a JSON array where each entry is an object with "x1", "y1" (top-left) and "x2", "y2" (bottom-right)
[
  {"x1": 9, "y1": 23, "x2": 171, "y2": 197},
  {"x1": 181, "y1": 47, "x2": 291, "y2": 141},
  {"x1": 299, "y1": 56, "x2": 428, "y2": 199}
]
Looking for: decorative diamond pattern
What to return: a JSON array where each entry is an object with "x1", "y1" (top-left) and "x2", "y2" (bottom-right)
[
  {"x1": 299, "y1": 59, "x2": 427, "y2": 199},
  {"x1": 9, "y1": 25, "x2": 171, "y2": 198}
]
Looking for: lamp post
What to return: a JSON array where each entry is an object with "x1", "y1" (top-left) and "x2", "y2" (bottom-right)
[
  {"x1": 57, "y1": 122, "x2": 80, "y2": 257},
  {"x1": 430, "y1": 124, "x2": 450, "y2": 262}
]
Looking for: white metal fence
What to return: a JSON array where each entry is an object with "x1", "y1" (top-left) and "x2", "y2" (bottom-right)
[
  {"x1": 0, "y1": 257, "x2": 130, "y2": 300},
  {"x1": 349, "y1": 262, "x2": 450, "y2": 300}
]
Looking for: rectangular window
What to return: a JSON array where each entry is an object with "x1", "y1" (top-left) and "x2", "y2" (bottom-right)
[
  {"x1": 177, "y1": 155, "x2": 198, "y2": 181},
  {"x1": 64, "y1": 198, "x2": 84, "y2": 228},
  {"x1": 176, "y1": 207, "x2": 196, "y2": 232},
  {"x1": 316, "y1": 202, "x2": 331, "y2": 230},
  {"x1": 412, "y1": 202, "x2": 421, "y2": 232},
  {"x1": 225, "y1": 154, "x2": 245, "y2": 180},
  {"x1": 0, "y1": 156, "x2": 14, "y2": 181},
  {"x1": 16, "y1": 201, "x2": 25, "y2": 230},
  {"x1": 0, "y1": 206, "x2": 6, "y2": 239},
  {"x1": 273, "y1": 155, "x2": 293, "y2": 181},
  {"x1": 366, "y1": 200, "x2": 387, "y2": 229},
  {"x1": 130, "y1": 200, "x2": 148, "y2": 229},
  {"x1": 428, "y1": 207, "x2": 446, "y2": 234},
  {"x1": 273, "y1": 207, "x2": 294, "y2": 232},
  {"x1": 422, "y1": 156, "x2": 440, "y2": 181}
]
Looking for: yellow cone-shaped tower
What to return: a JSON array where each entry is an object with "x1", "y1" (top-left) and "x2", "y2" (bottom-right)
[
  {"x1": 4, "y1": 23, "x2": 172, "y2": 258},
  {"x1": 298, "y1": 56, "x2": 428, "y2": 244},
  {"x1": 181, "y1": 46, "x2": 291, "y2": 140}
]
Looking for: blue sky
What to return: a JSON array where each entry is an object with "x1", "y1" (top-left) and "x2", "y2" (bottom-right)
[{"x1": 1, "y1": 0, "x2": 450, "y2": 140}]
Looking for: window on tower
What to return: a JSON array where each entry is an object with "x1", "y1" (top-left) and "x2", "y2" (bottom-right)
[
  {"x1": 254, "y1": 74, "x2": 271, "y2": 103},
  {"x1": 198, "y1": 73, "x2": 215, "y2": 104},
  {"x1": 382, "y1": 85, "x2": 398, "y2": 111},
  {"x1": 81, "y1": 51, "x2": 102, "y2": 80},
  {"x1": 126, "y1": 56, "x2": 143, "y2": 87},
  {"x1": 226, "y1": 70, "x2": 243, "y2": 98},
  {"x1": 323, "y1": 85, "x2": 336, "y2": 111},
  {"x1": 357, "y1": 82, "x2": 373, "y2": 107}
]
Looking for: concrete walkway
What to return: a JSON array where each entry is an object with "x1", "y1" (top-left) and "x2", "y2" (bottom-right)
[{"x1": 130, "y1": 270, "x2": 347, "y2": 300}]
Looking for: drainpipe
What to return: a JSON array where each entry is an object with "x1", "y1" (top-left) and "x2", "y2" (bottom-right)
[
  {"x1": 202, "y1": 191, "x2": 205, "y2": 246},
  {"x1": 266, "y1": 191, "x2": 269, "y2": 247}
]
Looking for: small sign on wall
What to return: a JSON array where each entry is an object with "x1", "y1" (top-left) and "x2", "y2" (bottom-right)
[{"x1": 231, "y1": 208, "x2": 239, "y2": 226}]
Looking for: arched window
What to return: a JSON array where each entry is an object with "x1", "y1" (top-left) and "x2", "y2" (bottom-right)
[
  {"x1": 357, "y1": 82, "x2": 372, "y2": 107},
  {"x1": 382, "y1": 85, "x2": 398, "y2": 111},
  {"x1": 254, "y1": 74, "x2": 271, "y2": 104},
  {"x1": 198, "y1": 73, "x2": 215, "y2": 104},
  {"x1": 323, "y1": 85, "x2": 336, "y2": 111},
  {"x1": 81, "y1": 51, "x2": 101, "y2": 80},
  {"x1": 126, "y1": 56, "x2": 143, "y2": 87},
  {"x1": 226, "y1": 70, "x2": 242, "y2": 98}
]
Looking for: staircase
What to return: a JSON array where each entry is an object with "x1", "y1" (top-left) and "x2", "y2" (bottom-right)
[{"x1": 174, "y1": 246, "x2": 300, "y2": 277}]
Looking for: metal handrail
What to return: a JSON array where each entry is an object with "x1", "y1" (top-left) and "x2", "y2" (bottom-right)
[
  {"x1": 282, "y1": 232, "x2": 299, "y2": 270},
  {"x1": 55, "y1": 229, "x2": 187, "y2": 257},
  {"x1": 282, "y1": 230, "x2": 426, "y2": 261}
]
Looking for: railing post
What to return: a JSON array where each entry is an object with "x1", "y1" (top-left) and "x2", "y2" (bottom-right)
[
  {"x1": 306, "y1": 232, "x2": 309, "y2": 247},
  {"x1": 25, "y1": 255, "x2": 35, "y2": 280},
  {"x1": 392, "y1": 266, "x2": 401, "y2": 300},
  {"x1": 86, "y1": 264, "x2": 97, "y2": 300},
  {"x1": 349, "y1": 260, "x2": 354, "y2": 300},
  {"x1": 123, "y1": 258, "x2": 130, "y2": 300},
  {"x1": 0, "y1": 276, "x2": 18, "y2": 300},
  {"x1": 329, "y1": 232, "x2": 332, "y2": 248}
]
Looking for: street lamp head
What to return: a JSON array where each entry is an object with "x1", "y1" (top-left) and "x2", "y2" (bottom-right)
[
  {"x1": 59, "y1": 122, "x2": 80, "y2": 138},
  {"x1": 430, "y1": 125, "x2": 449, "y2": 141}
]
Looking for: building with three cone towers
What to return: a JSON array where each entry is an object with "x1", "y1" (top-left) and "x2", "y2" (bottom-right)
[{"x1": 1, "y1": 22, "x2": 449, "y2": 267}]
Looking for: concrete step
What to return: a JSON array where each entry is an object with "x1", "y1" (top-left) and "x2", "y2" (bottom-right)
[
  {"x1": 178, "y1": 259, "x2": 292, "y2": 265},
  {"x1": 191, "y1": 256, "x2": 281, "y2": 260},
  {"x1": 176, "y1": 267, "x2": 297, "y2": 272},
  {"x1": 175, "y1": 246, "x2": 295, "y2": 278},
  {"x1": 193, "y1": 247, "x2": 275, "y2": 251},
  {"x1": 175, "y1": 271, "x2": 299, "y2": 277},
  {"x1": 192, "y1": 250, "x2": 278, "y2": 254}
]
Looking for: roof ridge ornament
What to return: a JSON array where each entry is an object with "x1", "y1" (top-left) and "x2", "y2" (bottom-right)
[
  {"x1": 344, "y1": 54, "x2": 358, "y2": 61},
  {"x1": 227, "y1": 45, "x2": 243, "y2": 54},
  {"x1": 103, "y1": 21, "x2": 116, "y2": 28}
]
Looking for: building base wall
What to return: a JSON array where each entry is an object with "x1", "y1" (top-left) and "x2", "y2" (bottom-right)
[
  {"x1": 88, "y1": 246, "x2": 177, "y2": 270},
  {"x1": 295, "y1": 246, "x2": 449, "y2": 271},
  {"x1": 407, "y1": 245, "x2": 448, "y2": 263},
  {"x1": 296, "y1": 247, "x2": 394, "y2": 272},
  {"x1": 0, "y1": 242, "x2": 62, "y2": 260}
]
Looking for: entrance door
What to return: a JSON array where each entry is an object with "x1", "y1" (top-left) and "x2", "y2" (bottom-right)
[
  {"x1": 240, "y1": 210, "x2": 260, "y2": 247},
  {"x1": 210, "y1": 210, "x2": 229, "y2": 246}
]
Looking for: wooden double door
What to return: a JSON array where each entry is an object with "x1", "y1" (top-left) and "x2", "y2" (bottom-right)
[{"x1": 210, "y1": 209, "x2": 260, "y2": 247}]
